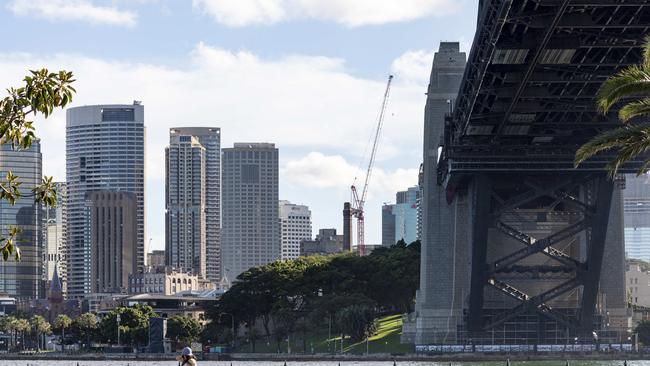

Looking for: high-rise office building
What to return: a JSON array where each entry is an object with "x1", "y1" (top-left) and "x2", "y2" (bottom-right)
[
  {"x1": 382, "y1": 204, "x2": 396, "y2": 246},
  {"x1": 43, "y1": 182, "x2": 67, "y2": 295},
  {"x1": 222, "y1": 143, "x2": 279, "y2": 280},
  {"x1": 0, "y1": 141, "x2": 43, "y2": 299},
  {"x1": 279, "y1": 200, "x2": 312, "y2": 260},
  {"x1": 168, "y1": 128, "x2": 221, "y2": 282},
  {"x1": 394, "y1": 186, "x2": 419, "y2": 244},
  {"x1": 87, "y1": 191, "x2": 138, "y2": 294},
  {"x1": 382, "y1": 186, "x2": 419, "y2": 246},
  {"x1": 624, "y1": 174, "x2": 650, "y2": 262},
  {"x1": 166, "y1": 133, "x2": 207, "y2": 277},
  {"x1": 66, "y1": 103, "x2": 145, "y2": 298}
]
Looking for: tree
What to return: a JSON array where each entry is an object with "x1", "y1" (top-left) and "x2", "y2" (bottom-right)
[
  {"x1": 636, "y1": 320, "x2": 650, "y2": 345},
  {"x1": 0, "y1": 69, "x2": 75, "y2": 260},
  {"x1": 336, "y1": 305, "x2": 376, "y2": 342},
  {"x1": 99, "y1": 305, "x2": 156, "y2": 348},
  {"x1": 73, "y1": 313, "x2": 98, "y2": 349},
  {"x1": 14, "y1": 318, "x2": 30, "y2": 350},
  {"x1": 575, "y1": 35, "x2": 650, "y2": 175},
  {"x1": 0, "y1": 316, "x2": 18, "y2": 350},
  {"x1": 30, "y1": 315, "x2": 51, "y2": 351},
  {"x1": 167, "y1": 315, "x2": 202, "y2": 347},
  {"x1": 53, "y1": 314, "x2": 72, "y2": 348}
]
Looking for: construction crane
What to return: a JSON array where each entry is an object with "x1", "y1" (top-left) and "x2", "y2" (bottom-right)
[{"x1": 350, "y1": 74, "x2": 393, "y2": 256}]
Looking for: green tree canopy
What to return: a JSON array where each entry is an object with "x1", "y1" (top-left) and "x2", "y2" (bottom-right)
[
  {"x1": 167, "y1": 315, "x2": 202, "y2": 346},
  {"x1": 99, "y1": 305, "x2": 157, "y2": 347}
]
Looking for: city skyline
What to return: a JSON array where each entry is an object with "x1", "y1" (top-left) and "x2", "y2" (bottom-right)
[{"x1": 0, "y1": 1, "x2": 479, "y2": 248}]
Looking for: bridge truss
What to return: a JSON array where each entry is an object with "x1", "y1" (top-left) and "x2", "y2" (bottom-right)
[{"x1": 436, "y1": 0, "x2": 650, "y2": 340}]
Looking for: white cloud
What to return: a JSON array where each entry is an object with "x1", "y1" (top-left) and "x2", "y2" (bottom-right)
[
  {"x1": 391, "y1": 49, "x2": 434, "y2": 86},
  {"x1": 283, "y1": 152, "x2": 418, "y2": 198},
  {"x1": 193, "y1": 0, "x2": 459, "y2": 27},
  {"x1": 7, "y1": 0, "x2": 137, "y2": 27}
]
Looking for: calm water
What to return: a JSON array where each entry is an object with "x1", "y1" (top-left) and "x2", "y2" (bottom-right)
[{"x1": 0, "y1": 361, "x2": 648, "y2": 366}]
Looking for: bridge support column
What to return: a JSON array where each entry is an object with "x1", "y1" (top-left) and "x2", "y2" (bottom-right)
[
  {"x1": 579, "y1": 178, "x2": 614, "y2": 333},
  {"x1": 468, "y1": 175, "x2": 491, "y2": 332}
]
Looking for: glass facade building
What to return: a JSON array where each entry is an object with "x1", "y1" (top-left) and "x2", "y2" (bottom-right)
[
  {"x1": 0, "y1": 141, "x2": 42, "y2": 299},
  {"x1": 66, "y1": 103, "x2": 145, "y2": 298},
  {"x1": 624, "y1": 174, "x2": 650, "y2": 262}
]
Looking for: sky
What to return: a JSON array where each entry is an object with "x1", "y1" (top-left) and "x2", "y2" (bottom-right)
[{"x1": 0, "y1": 0, "x2": 478, "y2": 251}]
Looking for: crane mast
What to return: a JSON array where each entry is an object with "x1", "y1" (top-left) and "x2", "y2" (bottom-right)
[{"x1": 351, "y1": 75, "x2": 393, "y2": 256}]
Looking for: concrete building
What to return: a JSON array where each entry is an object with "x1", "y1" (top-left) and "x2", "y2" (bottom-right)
[
  {"x1": 128, "y1": 267, "x2": 214, "y2": 295},
  {"x1": 300, "y1": 228, "x2": 343, "y2": 256},
  {"x1": 0, "y1": 141, "x2": 43, "y2": 299},
  {"x1": 66, "y1": 103, "x2": 145, "y2": 298},
  {"x1": 87, "y1": 191, "x2": 138, "y2": 294},
  {"x1": 168, "y1": 128, "x2": 221, "y2": 282},
  {"x1": 279, "y1": 200, "x2": 312, "y2": 260},
  {"x1": 147, "y1": 250, "x2": 165, "y2": 269},
  {"x1": 222, "y1": 143, "x2": 279, "y2": 280},
  {"x1": 166, "y1": 133, "x2": 207, "y2": 278},
  {"x1": 43, "y1": 182, "x2": 67, "y2": 295},
  {"x1": 627, "y1": 264, "x2": 650, "y2": 307},
  {"x1": 624, "y1": 174, "x2": 650, "y2": 262},
  {"x1": 381, "y1": 204, "x2": 396, "y2": 247}
]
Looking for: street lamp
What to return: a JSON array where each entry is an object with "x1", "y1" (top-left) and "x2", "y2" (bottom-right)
[
  {"x1": 116, "y1": 313, "x2": 121, "y2": 346},
  {"x1": 220, "y1": 313, "x2": 235, "y2": 349}
]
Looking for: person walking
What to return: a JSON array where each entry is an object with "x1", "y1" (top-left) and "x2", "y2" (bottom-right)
[{"x1": 176, "y1": 347, "x2": 198, "y2": 366}]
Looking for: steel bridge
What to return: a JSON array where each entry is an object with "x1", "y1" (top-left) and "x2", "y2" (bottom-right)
[{"x1": 431, "y1": 0, "x2": 650, "y2": 342}]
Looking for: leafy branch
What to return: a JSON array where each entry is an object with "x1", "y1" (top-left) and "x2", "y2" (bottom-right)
[{"x1": 0, "y1": 69, "x2": 76, "y2": 261}]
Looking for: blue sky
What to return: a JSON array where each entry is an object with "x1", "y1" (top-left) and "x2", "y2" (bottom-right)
[{"x1": 1, "y1": 0, "x2": 478, "y2": 250}]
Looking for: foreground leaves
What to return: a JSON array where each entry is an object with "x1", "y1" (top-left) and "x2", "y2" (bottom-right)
[{"x1": 0, "y1": 69, "x2": 75, "y2": 261}]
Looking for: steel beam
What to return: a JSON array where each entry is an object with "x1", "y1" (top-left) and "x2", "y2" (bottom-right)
[
  {"x1": 579, "y1": 177, "x2": 614, "y2": 332},
  {"x1": 468, "y1": 175, "x2": 492, "y2": 332}
]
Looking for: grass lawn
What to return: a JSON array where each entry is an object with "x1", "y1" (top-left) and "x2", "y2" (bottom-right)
[{"x1": 233, "y1": 314, "x2": 414, "y2": 354}]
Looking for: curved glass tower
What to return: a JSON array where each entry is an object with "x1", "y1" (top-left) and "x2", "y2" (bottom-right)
[{"x1": 66, "y1": 103, "x2": 145, "y2": 298}]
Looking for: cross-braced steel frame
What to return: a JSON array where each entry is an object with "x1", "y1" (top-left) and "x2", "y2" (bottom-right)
[{"x1": 467, "y1": 174, "x2": 613, "y2": 336}]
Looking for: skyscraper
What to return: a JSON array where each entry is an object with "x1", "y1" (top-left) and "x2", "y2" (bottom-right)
[
  {"x1": 66, "y1": 103, "x2": 145, "y2": 298},
  {"x1": 279, "y1": 200, "x2": 312, "y2": 260},
  {"x1": 0, "y1": 141, "x2": 43, "y2": 299},
  {"x1": 222, "y1": 143, "x2": 279, "y2": 280},
  {"x1": 166, "y1": 133, "x2": 207, "y2": 277},
  {"x1": 383, "y1": 186, "x2": 419, "y2": 246},
  {"x1": 394, "y1": 186, "x2": 419, "y2": 244},
  {"x1": 624, "y1": 174, "x2": 650, "y2": 261},
  {"x1": 87, "y1": 191, "x2": 137, "y2": 293},
  {"x1": 43, "y1": 182, "x2": 67, "y2": 295},
  {"x1": 167, "y1": 127, "x2": 220, "y2": 281},
  {"x1": 381, "y1": 204, "x2": 396, "y2": 246}
]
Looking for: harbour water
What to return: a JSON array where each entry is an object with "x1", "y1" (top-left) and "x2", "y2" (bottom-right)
[{"x1": 0, "y1": 361, "x2": 645, "y2": 366}]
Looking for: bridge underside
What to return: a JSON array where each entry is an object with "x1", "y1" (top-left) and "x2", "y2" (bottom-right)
[{"x1": 410, "y1": 0, "x2": 650, "y2": 346}]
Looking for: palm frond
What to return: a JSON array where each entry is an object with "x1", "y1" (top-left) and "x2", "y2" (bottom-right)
[
  {"x1": 597, "y1": 66, "x2": 650, "y2": 113},
  {"x1": 619, "y1": 97, "x2": 650, "y2": 122},
  {"x1": 644, "y1": 34, "x2": 650, "y2": 68},
  {"x1": 575, "y1": 123, "x2": 650, "y2": 176}
]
